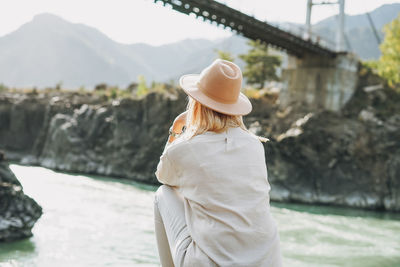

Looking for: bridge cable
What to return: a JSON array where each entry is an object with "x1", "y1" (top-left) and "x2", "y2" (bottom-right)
[
  {"x1": 328, "y1": 3, "x2": 351, "y2": 51},
  {"x1": 366, "y1": 12, "x2": 381, "y2": 45}
]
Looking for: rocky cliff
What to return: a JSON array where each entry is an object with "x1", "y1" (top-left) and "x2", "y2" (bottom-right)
[
  {"x1": 0, "y1": 154, "x2": 43, "y2": 242},
  {"x1": 0, "y1": 90, "x2": 188, "y2": 183},
  {"x1": 265, "y1": 70, "x2": 400, "y2": 211},
  {"x1": 0, "y1": 70, "x2": 399, "y2": 211}
]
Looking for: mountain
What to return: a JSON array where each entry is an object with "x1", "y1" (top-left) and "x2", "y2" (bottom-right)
[
  {"x1": 0, "y1": 4, "x2": 398, "y2": 88},
  {"x1": 0, "y1": 13, "x2": 139, "y2": 88},
  {"x1": 313, "y1": 3, "x2": 400, "y2": 59},
  {"x1": 0, "y1": 13, "x2": 249, "y2": 88}
]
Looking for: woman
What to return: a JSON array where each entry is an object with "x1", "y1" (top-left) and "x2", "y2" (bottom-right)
[{"x1": 154, "y1": 59, "x2": 282, "y2": 267}]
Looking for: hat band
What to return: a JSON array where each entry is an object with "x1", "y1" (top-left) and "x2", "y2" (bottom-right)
[{"x1": 196, "y1": 82, "x2": 238, "y2": 104}]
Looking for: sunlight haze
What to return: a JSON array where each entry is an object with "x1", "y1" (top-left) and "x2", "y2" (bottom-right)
[{"x1": 0, "y1": 0, "x2": 398, "y2": 45}]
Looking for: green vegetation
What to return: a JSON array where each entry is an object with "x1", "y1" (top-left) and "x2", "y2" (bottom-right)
[
  {"x1": 364, "y1": 14, "x2": 400, "y2": 91},
  {"x1": 239, "y1": 40, "x2": 281, "y2": 89},
  {"x1": 55, "y1": 81, "x2": 63, "y2": 91},
  {"x1": 377, "y1": 14, "x2": 400, "y2": 89},
  {"x1": 136, "y1": 75, "x2": 149, "y2": 97},
  {"x1": 93, "y1": 85, "x2": 134, "y2": 99},
  {"x1": 0, "y1": 75, "x2": 176, "y2": 100},
  {"x1": 0, "y1": 83, "x2": 8, "y2": 92},
  {"x1": 0, "y1": 81, "x2": 267, "y2": 101},
  {"x1": 1, "y1": 67, "x2": 280, "y2": 100},
  {"x1": 242, "y1": 87, "x2": 264, "y2": 99},
  {"x1": 92, "y1": 79, "x2": 173, "y2": 100},
  {"x1": 215, "y1": 49, "x2": 235, "y2": 62},
  {"x1": 78, "y1": 86, "x2": 86, "y2": 94},
  {"x1": 241, "y1": 87, "x2": 280, "y2": 104}
]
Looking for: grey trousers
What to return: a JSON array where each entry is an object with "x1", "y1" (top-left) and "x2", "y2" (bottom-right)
[{"x1": 154, "y1": 185, "x2": 192, "y2": 267}]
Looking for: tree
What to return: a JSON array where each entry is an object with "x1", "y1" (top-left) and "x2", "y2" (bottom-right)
[
  {"x1": 215, "y1": 49, "x2": 235, "y2": 62},
  {"x1": 239, "y1": 40, "x2": 281, "y2": 89},
  {"x1": 136, "y1": 75, "x2": 149, "y2": 97},
  {"x1": 126, "y1": 82, "x2": 138, "y2": 93},
  {"x1": 55, "y1": 81, "x2": 63, "y2": 91},
  {"x1": 95, "y1": 83, "x2": 108, "y2": 91},
  {"x1": 377, "y1": 14, "x2": 400, "y2": 88}
]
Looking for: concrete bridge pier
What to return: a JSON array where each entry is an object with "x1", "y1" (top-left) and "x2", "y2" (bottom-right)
[{"x1": 279, "y1": 53, "x2": 360, "y2": 111}]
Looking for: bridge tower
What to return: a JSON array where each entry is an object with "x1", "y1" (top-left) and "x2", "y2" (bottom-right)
[
  {"x1": 305, "y1": 0, "x2": 346, "y2": 51},
  {"x1": 280, "y1": 0, "x2": 359, "y2": 112}
]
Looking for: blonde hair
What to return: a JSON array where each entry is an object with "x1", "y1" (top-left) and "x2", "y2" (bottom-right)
[{"x1": 180, "y1": 96, "x2": 268, "y2": 143}]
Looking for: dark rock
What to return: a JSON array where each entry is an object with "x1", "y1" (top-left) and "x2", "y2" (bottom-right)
[
  {"x1": 264, "y1": 73, "x2": 400, "y2": 211},
  {"x1": 266, "y1": 109, "x2": 400, "y2": 211},
  {"x1": 14, "y1": 91, "x2": 188, "y2": 184},
  {"x1": 0, "y1": 160, "x2": 42, "y2": 242},
  {"x1": 0, "y1": 91, "x2": 105, "y2": 160}
]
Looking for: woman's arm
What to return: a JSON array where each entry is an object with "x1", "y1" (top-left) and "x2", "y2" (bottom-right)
[
  {"x1": 155, "y1": 147, "x2": 179, "y2": 186},
  {"x1": 155, "y1": 111, "x2": 187, "y2": 186},
  {"x1": 168, "y1": 111, "x2": 187, "y2": 143}
]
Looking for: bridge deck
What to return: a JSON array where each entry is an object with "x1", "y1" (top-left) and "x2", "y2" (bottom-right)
[{"x1": 154, "y1": 0, "x2": 338, "y2": 58}]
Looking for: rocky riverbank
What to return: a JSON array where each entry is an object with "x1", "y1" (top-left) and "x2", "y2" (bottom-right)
[
  {"x1": 0, "y1": 69, "x2": 399, "y2": 211},
  {"x1": 265, "y1": 69, "x2": 400, "y2": 211},
  {"x1": 0, "y1": 153, "x2": 42, "y2": 242}
]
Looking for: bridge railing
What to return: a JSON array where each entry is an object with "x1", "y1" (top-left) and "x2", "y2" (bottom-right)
[
  {"x1": 215, "y1": 0, "x2": 338, "y2": 52},
  {"x1": 270, "y1": 22, "x2": 337, "y2": 52},
  {"x1": 154, "y1": 0, "x2": 338, "y2": 57}
]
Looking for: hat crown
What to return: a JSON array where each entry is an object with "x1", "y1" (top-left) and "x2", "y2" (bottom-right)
[{"x1": 197, "y1": 59, "x2": 243, "y2": 104}]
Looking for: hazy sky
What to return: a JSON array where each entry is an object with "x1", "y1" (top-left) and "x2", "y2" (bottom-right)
[{"x1": 0, "y1": 0, "x2": 398, "y2": 46}]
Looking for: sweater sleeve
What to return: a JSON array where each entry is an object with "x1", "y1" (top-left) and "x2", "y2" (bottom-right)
[{"x1": 155, "y1": 140, "x2": 180, "y2": 186}]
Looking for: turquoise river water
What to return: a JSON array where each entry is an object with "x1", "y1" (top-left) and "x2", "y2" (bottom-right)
[{"x1": 0, "y1": 164, "x2": 399, "y2": 267}]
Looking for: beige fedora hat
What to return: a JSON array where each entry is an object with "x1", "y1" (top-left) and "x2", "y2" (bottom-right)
[{"x1": 179, "y1": 59, "x2": 252, "y2": 116}]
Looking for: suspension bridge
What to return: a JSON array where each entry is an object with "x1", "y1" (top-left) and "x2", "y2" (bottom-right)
[
  {"x1": 153, "y1": 0, "x2": 340, "y2": 58},
  {"x1": 153, "y1": 0, "x2": 359, "y2": 112}
]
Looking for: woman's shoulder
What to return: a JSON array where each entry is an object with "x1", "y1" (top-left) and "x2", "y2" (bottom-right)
[
  {"x1": 164, "y1": 136, "x2": 191, "y2": 155},
  {"x1": 165, "y1": 132, "x2": 217, "y2": 157},
  {"x1": 167, "y1": 127, "x2": 263, "y2": 152}
]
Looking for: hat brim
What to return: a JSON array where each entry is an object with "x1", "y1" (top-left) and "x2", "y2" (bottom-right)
[{"x1": 179, "y1": 74, "x2": 252, "y2": 116}]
